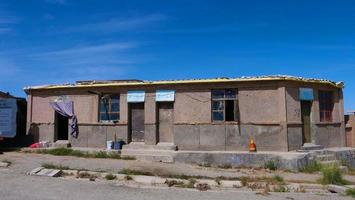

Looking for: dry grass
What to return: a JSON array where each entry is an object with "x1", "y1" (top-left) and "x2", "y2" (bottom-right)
[{"x1": 27, "y1": 148, "x2": 133, "y2": 160}]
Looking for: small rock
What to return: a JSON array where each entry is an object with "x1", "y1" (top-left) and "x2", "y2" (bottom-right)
[
  {"x1": 195, "y1": 183, "x2": 211, "y2": 191},
  {"x1": 220, "y1": 180, "x2": 242, "y2": 188},
  {"x1": 328, "y1": 184, "x2": 348, "y2": 194},
  {"x1": 0, "y1": 162, "x2": 9, "y2": 168}
]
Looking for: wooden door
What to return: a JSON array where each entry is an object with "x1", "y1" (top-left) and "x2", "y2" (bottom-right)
[
  {"x1": 158, "y1": 102, "x2": 174, "y2": 143},
  {"x1": 129, "y1": 103, "x2": 145, "y2": 142},
  {"x1": 301, "y1": 101, "x2": 311, "y2": 144}
]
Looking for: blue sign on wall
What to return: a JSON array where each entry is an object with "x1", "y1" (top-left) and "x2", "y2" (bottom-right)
[
  {"x1": 156, "y1": 90, "x2": 175, "y2": 102},
  {"x1": 127, "y1": 90, "x2": 145, "y2": 102},
  {"x1": 0, "y1": 99, "x2": 17, "y2": 138},
  {"x1": 299, "y1": 88, "x2": 314, "y2": 101}
]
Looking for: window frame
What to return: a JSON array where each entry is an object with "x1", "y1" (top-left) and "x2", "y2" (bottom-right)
[
  {"x1": 98, "y1": 94, "x2": 120, "y2": 122},
  {"x1": 318, "y1": 90, "x2": 333, "y2": 122},
  {"x1": 211, "y1": 89, "x2": 238, "y2": 122}
]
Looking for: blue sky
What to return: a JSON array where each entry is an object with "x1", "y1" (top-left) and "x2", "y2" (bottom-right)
[{"x1": 0, "y1": 0, "x2": 354, "y2": 111}]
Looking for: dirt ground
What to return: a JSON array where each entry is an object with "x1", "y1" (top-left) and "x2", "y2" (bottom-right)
[{"x1": 2, "y1": 151, "x2": 355, "y2": 183}]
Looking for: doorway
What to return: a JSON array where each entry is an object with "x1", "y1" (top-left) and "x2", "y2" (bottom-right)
[
  {"x1": 301, "y1": 101, "x2": 311, "y2": 144},
  {"x1": 157, "y1": 102, "x2": 174, "y2": 143},
  {"x1": 128, "y1": 103, "x2": 145, "y2": 142},
  {"x1": 55, "y1": 111, "x2": 68, "y2": 140}
]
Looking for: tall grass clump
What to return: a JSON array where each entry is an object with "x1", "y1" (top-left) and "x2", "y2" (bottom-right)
[
  {"x1": 319, "y1": 165, "x2": 349, "y2": 185},
  {"x1": 299, "y1": 161, "x2": 323, "y2": 173}
]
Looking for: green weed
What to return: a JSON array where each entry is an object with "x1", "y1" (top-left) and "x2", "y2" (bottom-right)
[
  {"x1": 319, "y1": 165, "x2": 350, "y2": 185},
  {"x1": 104, "y1": 173, "x2": 116, "y2": 180},
  {"x1": 264, "y1": 160, "x2": 277, "y2": 171},
  {"x1": 299, "y1": 161, "x2": 323, "y2": 173}
]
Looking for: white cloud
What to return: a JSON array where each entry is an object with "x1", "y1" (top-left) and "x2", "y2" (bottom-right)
[
  {"x1": 0, "y1": 41, "x2": 142, "y2": 90},
  {"x1": 39, "y1": 42, "x2": 137, "y2": 56},
  {"x1": 61, "y1": 14, "x2": 166, "y2": 34}
]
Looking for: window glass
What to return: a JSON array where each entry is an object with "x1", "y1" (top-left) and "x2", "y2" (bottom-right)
[
  {"x1": 111, "y1": 103, "x2": 119, "y2": 112},
  {"x1": 100, "y1": 113, "x2": 109, "y2": 121},
  {"x1": 111, "y1": 95, "x2": 120, "y2": 103},
  {"x1": 212, "y1": 111, "x2": 224, "y2": 121},
  {"x1": 211, "y1": 89, "x2": 238, "y2": 122},
  {"x1": 225, "y1": 89, "x2": 236, "y2": 99},
  {"x1": 319, "y1": 91, "x2": 333, "y2": 122},
  {"x1": 110, "y1": 113, "x2": 119, "y2": 121},
  {"x1": 99, "y1": 94, "x2": 120, "y2": 122},
  {"x1": 100, "y1": 102, "x2": 108, "y2": 113},
  {"x1": 212, "y1": 101, "x2": 224, "y2": 110},
  {"x1": 212, "y1": 90, "x2": 224, "y2": 99}
]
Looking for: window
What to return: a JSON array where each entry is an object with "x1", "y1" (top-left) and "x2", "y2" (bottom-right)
[
  {"x1": 319, "y1": 91, "x2": 333, "y2": 122},
  {"x1": 99, "y1": 94, "x2": 120, "y2": 122},
  {"x1": 211, "y1": 89, "x2": 238, "y2": 121}
]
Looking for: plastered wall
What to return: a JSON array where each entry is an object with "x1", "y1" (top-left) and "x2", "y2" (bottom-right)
[{"x1": 26, "y1": 81, "x2": 345, "y2": 151}]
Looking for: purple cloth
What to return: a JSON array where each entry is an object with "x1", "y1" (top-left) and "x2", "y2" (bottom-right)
[{"x1": 50, "y1": 101, "x2": 78, "y2": 138}]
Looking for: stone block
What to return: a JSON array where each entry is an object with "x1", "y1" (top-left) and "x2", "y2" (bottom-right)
[
  {"x1": 0, "y1": 162, "x2": 10, "y2": 167},
  {"x1": 219, "y1": 180, "x2": 242, "y2": 188},
  {"x1": 328, "y1": 184, "x2": 347, "y2": 194},
  {"x1": 173, "y1": 125, "x2": 200, "y2": 150},
  {"x1": 70, "y1": 125, "x2": 88, "y2": 147},
  {"x1": 88, "y1": 126, "x2": 106, "y2": 148},
  {"x1": 199, "y1": 125, "x2": 225, "y2": 150},
  {"x1": 287, "y1": 126, "x2": 303, "y2": 151},
  {"x1": 38, "y1": 124, "x2": 55, "y2": 142},
  {"x1": 225, "y1": 124, "x2": 244, "y2": 150},
  {"x1": 106, "y1": 125, "x2": 128, "y2": 143}
]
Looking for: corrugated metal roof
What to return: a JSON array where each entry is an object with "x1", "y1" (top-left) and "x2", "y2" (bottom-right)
[{"x1": 23, "y1": 75, "x2": 344, "y2": 92}]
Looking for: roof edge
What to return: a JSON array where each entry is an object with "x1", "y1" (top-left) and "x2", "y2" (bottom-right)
[{"x1": 23, "y1": 75, "x2": 344, "y2": 92}]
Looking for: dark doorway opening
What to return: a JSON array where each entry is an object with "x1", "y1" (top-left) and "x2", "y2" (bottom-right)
[
  {"x1": 55, "y1": 111, "x2": 68, "y2": 140},
  {"x1": 225, "y1": 100, "x2": 235, "y2": 121},
  {"x1": 301, "y1": 101, "x2": 312, "y2": 144},
  {"x1": 128, "y1": 103, "x2": 145, "y2": 143}
]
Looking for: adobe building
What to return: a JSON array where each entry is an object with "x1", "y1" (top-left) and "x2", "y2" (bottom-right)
[{"x1": 24, "y1": 75, "x2": 345, "y2": 152}]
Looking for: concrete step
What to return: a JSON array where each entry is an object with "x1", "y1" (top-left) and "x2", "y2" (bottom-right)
[
  {"x1": 121, "y1": 149, "x2": 175, "y2": 163},
  {"x1": 121, "y1": 149, "x2": 175, "y2": 156},
  {"x1": 122, "y1": 142, "x2": 177, "y2": 151},
  {"x1": 54, "y1": 140, "x2": 71, "y2": 148},
  {"x1": 300, "y1": 143, "x2": 324, "y2": 151},
  {"x1": 315, "y1": 154, "x2": 336, "y2": 161},
  {"x1": 320, "y1": 160, "x2": 341, "y2": 166}
]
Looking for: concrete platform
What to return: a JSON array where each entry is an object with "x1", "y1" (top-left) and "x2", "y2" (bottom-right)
[
  {"x1": 174, "y1": 150, "x2": 309, "y2": 170},
  {"x1": 121, "y1": 146, "x2": 355, "y2": 171}
]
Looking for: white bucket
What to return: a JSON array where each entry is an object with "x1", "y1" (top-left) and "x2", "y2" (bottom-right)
[{"x1": 106, "y1": 141, "x2": 113, "y2": 150}]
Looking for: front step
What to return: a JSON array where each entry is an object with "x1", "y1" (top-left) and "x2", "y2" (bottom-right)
[
  {"x1": 121, "y1": 149, "x2": 175, "y2": 163},
  {"x1": 301, "y1": 143, "x2": 324, "y2": 151},
  {"x1": 123, "y1": 142, "x2": 177, "y2": 151},
  {"x1": 54, "y1": 140, "x2": 71, "y2": 148},
  {"x1": 121, "y1": 142, "x2": 177, "y2": 163}
]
